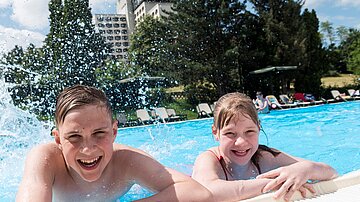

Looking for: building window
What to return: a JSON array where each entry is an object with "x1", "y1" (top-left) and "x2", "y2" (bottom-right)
[
  {"x1": 99, "y1": 30, "x2": 105, "y2": 34},
  {"x1": 116, "y1": 49, "x2": 123, "y2": 53},
  {"x1": 122, "y1": 36, "x2": 128, "y2": 40},
  {"x1": 120, "y1": 17, "x2": 126, "y2": 22},
  {"x1": 115, "y1": 36, "x2": 121, "y2": 40},
  {"x1": 123, "y1": 42, "x2": 129, "y2": 46},
  {"x1": 115, "y1": 42, "x2": 122, "y2": 47},
  {"x1": 114, "y1": 30, "x2": 120, "y2": 34},
  {"x1": 113, "y1": 17, "x2": 119, "y2": 21},
  {"x1": 121, "y1": 23, "x2": 127, "y2": 28},
  {"x1": 97, "y1": 16, "x2": 104, "y2": 21},
  {"x1": 121, "y1": 30, "x2": 127, "y2": 34},
  {"x1": 105, "y1": 17, "x2": 112, "y2": 21},
  {"x1": 106, "y1": 30, "x2": 113, "y2": 34},
  {"x1": 114, "y1": 23, "x2": 120, "y2": 28},
  {"x1": 123, "y1": 48, "x2": 128, "y2": 52},
  {"x1": 98, "y1": 23, "x2": 105, "y2": 27},
  {"x1": 107, "y1": 36, "x2": 114, "y2": 40}
]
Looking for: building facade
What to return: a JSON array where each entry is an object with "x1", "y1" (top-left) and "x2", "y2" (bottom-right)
[
  {"x1": 94, "y1": 1, "x2": 173, "y2": 61},
  {"x1": 93, "y1": 14, "x2": 130, "y2": 60}
]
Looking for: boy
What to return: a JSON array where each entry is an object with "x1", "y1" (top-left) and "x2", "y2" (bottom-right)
[{"x1": 16, "y1": 85, "x2": 213, "y2": 201}]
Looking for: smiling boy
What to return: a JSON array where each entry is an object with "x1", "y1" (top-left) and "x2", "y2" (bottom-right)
[{"x1": 16, "y1": 85, "x2": 213, "y2": 201}]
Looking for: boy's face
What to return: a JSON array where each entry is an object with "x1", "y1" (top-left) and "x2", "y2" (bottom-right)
[{"x1": 53, "y1": 104, "x2": 117, "y2": 182}]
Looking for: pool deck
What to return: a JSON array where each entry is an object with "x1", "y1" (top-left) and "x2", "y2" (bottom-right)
[{"x1": 242, "y1": 170, "x2": 360, "y2": 202}]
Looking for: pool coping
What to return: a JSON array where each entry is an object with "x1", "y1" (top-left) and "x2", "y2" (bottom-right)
[{"x1": 242, "y1": 169, "x2": 360, "y2": 202}]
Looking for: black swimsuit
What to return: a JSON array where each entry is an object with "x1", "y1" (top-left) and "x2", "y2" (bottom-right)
[
  {"x1": 207, "y1": 150, "x2": 261, "y2": 181},
  {"x1": 207, "y1": 150, "x2": 229, "y2": 180}
]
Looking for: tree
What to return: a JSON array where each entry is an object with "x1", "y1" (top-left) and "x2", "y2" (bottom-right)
[
  {"x1": 295, "y1": 9, "x2": 324, "y2": 95},
  {"x1": 166, "y1": 0, "x2": 249, "y2": 99},
  {"x1": 249, "y1": 0, "x2": 306, "y2": 95},
  {"x1": 320, "y1": 21, "x2": 335, "y2": 47},
  {"x1": 2, "y1": 0, "x2": 110, "y2": 119}
]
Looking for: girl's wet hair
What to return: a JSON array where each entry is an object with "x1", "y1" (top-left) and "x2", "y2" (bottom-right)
[
  {"x1": 213, "y1": 92, "x2": 259, "y2": 133},
  {"x1": 213, "y1": 92, "x2": 280, "y2": 174},
  {"x1": 55, "y1": 85, "x2": 112, "y2": 126}
]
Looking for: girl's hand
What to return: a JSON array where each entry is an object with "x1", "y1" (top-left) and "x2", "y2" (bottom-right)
[{"x1": 256, "y1": 163, "x2": 316, "y2": 201}]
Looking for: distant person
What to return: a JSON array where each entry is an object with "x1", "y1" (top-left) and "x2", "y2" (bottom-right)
[
  {"x1": 192, "y1": 92, "x2": 338, "y2": 201},
  {"x1": 254, "y1": 91, "x2": 270, "y2": 113},
  {"x1": 16, "y1": 85, "x2": 213, "y2": 201}
]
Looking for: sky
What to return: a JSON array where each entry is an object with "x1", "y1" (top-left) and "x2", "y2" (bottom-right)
[{"x1": 1, "y1": 0, "x2": 360, "y2": 55}]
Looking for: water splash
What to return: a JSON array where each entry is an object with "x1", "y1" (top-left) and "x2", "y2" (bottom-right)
[{"x1": 0, "y1": 64, "x2": 52, "y2": 201}]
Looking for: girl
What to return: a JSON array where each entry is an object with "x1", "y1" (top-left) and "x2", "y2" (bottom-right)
[{"x1": 192, "y1": 92, "x2": 337, "y2": 201}]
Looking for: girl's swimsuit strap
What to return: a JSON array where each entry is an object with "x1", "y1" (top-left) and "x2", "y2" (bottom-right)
[{"x1": 206, "y1": 150, "x2": 229, "y2": 181}]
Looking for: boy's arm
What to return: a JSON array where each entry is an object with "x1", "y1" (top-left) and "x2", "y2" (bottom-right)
[
  {"x1": 191, "y1": 152, "x2": 272, "y2": 201},
  {"x1": 16, "y1": 144, "x2": 56, "y2": 202},
  {"x1": 123, "y1": 148, "x2": 213, "y2": 202}
]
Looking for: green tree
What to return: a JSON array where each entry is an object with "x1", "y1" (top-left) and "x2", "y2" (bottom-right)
[
  {"x1": 320, "y1": 21, "x2": 335, "y2": 47},
  {"x1": 2, "y1": 0, "x2": 110, "y2": 119},
  {"x1": 167, "y1": 0, "x2": 249, "y2": 99},
  {"x1": 295, "y1": 9, "x2": 324, "y2": 95}
]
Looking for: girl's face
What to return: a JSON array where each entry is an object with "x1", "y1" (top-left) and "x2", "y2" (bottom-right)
[
  {"x1": 214, "y1": 113, "x2": 259, "y2": 166},
  {"x1": 54, "y1": 105, "x2": 117, "y2": 182}
]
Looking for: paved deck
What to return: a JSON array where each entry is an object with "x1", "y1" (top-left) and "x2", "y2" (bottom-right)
[{"x1": 243, "y1": 170, "x2": 360, "y2": 202}]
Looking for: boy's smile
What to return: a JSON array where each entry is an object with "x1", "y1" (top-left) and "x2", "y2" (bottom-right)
[
  {"x1": 54, "y1": 104, "x2": 117, "y2": 182},
  {"x1": 77, "y1": 156, "x2": 102, "y2": 170}
]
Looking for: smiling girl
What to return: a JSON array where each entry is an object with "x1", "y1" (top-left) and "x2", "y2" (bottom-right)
[{"x1": 192, "y1": 92, "x2": 337, "y2": 201}]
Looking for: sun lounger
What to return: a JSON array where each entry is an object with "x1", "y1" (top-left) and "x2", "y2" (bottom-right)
[
  {"x1": 196, "y1": 103, "x2": 213, "y2": 118},
  {"x1": 293, "y1": 92, "x2": 325, "y2": 106},
  {"x1": 331, "y1": 90, "x2": 353, "y2": 101},
  {"x1": 116, "y1": 113, "x2": 139, "y2": 127},
  {"x1": 166, "y1": 108, "x2": 187, "y2": 121},
  {"x1": 136, "y1": 109, "x2": 154, "y2": 125},
  {"x1": 348, "y1": 89, "x2": 360, "y2": 100},
  {"x1": 154, "y1": 107, "x2": 182, "y2": 122},
  {"x1": 266, "y1": 95, "x2": 297, "y2": 109},
  {"x1": 279, "y1": 94, "x2": 310, "y2": 107}
]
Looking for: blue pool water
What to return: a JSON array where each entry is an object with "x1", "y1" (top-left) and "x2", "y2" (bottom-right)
[
  {"x1": 0, "y1": 101, "x2": 359, "y2": 201},
  {"x1": 117, "y1": 101, "x2": 360, "y2": 200}
]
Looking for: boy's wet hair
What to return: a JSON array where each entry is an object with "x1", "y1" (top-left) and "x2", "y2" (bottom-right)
[
  {"x1": 55, "y1": 85, "x2": 112, "y2": 126},
  {"x1": 213, "y1": 92, "x2": 259, "y2": 132}
]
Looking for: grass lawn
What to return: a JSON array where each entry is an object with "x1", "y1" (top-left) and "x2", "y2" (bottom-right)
[{"x1": 321, "y1": 74, "x2": 359, "y2": 88}]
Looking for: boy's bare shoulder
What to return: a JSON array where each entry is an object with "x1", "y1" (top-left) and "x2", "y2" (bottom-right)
[
  {"x1": 113, "y1": 143, "x2": 151, "y2": 157},
  {"x1": 27, "y1": 142, "x2": 63, "y2": 162}
]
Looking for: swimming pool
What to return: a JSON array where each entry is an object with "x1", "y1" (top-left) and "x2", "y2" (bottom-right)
[
  {"x1": 0, "y1": 101, "x2": 359, "y2": 201},
  {"x1": 117, "y1": 101, "x2": 360, "y2": 201}
]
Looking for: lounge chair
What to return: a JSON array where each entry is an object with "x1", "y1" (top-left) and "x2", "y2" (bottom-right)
[
  {"x1": 166, "y1": 108, "x2": 187, "y2": 121},
  {"x1": 136, "y1": 109, "x2": 154, "y2": 125},
  {"x1": 293, "y1": 93, "x2": 325, "y2": 106},
  {"x1": 116, "y1": 112, "x2": 139, "y2": 127},
  {"x1": 330, "y1": 90, "x2": 353, "y2": 101},
  {"x1": 348, "y1": 89, "x2": 360, "y2": 100},
  {"x1": 279, "y1": 94, "x2": 306, "y2": 107},
  {"x1": 266, "y1": 95, "x2": 297, "y2": 109},
  {"x1": 116, "y1": 113, "x2": 128, "y2": 128},
  {"x1": 153, "y1": 107, "x2": 182, "y2": 122},
  {"x1": 196, "y1": 103, "x2": 213, "y2": 118}
]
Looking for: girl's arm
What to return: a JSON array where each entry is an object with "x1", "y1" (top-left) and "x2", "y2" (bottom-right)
[
  {"x1": 257, "y1": 151, "x2": 338, "y2": 201},
  {"x1": 191, "y1": 151, "x2": 272, "y2": 201}
]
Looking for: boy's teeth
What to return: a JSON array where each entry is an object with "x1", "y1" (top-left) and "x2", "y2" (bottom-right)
[{"x1": 80, "y1": 157, "x2": 99, "y2": 164}]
